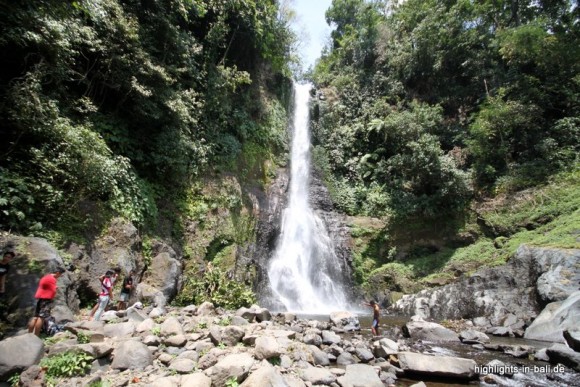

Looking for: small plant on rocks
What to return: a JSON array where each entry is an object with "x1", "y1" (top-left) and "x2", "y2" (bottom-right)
[
  {"x1": 76, "y1": 331, "x2": 90, "y2": 344},
  {"x1": 225, "y1": 377, "x2": 239, "y2": 387},
  {"x1": 40, "y1": 351, "x2": 93, "y2": 379}
]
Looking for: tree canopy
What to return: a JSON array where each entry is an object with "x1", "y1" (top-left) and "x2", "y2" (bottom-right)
[
  {"x1": 312, "y1": 0, "x2": 579, "y2": 219},
  {"x1": 0, "y1": 0, "x2": 296, "y2": 234}
]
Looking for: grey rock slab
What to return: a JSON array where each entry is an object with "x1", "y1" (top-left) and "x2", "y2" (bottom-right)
[
  {"x1": 0, "y1": 333, "x2": 44, "y2": 380},
  {"x1": 255, "y1": 336, "x2": 282, "y2": 360},
  {"x1": 299, "y1": 366, "x2": 336, "y2": 385},
  {"x1": 103, "y1": 321, "x2": 135, "y2": 338},
  {"x1": 164, "y1": 334, "x2": 187, "y2": 347},
  {"x1": 355, "y1": 346, "x2": 374, "y2": 363},
  {"x1": 546, "y1": 343, "x2": 580, "y2": 371},
  {"x1": 337, "y1": 363, "x2": 383, "y2": 387},
  {"x1": 524, "y1": 291, "x2": 580, "y2": 343},
  {"x1": 169, "y1": 358, "x2": 196, "y2": 374},
  {"x1": 205, "y1": 352, "x2": 255, "y2": 386},
  {"x1": 397, "y1": 351, "x2": 477, "y2": 380},
  {"x1": 181, "y1": 372, "x2": 212, "y2": 387},
  {"x1": 459, "y1": 329, "x2": 490, "y2": 344},
  {"x1": 240, "y1": 363, "x2": 287, "y2": 386},
  {"x1": 322, "y1": 330, "x2": 342, "y2": 345},
  {"x1": 329, "y1": 311, "x2": 360, "y2": 331},
  {"x1": 111, "y1": 340, "x2": 153, "y2": 370},
  {"x1": 161, "y1": 316, "x2": 184, "y2": 337},
  {"x1": 403, "y1": 320, "x2": 460, "y2": 343},
  {"x1": 336, "y1": 352, "x2": 357, "y2": 366}
]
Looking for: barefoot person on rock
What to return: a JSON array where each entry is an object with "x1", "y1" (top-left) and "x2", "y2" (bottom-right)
[{"x1": 363, "y1": 300, "x2": 380, "y2": 336}]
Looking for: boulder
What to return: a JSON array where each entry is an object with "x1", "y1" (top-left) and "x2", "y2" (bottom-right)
[
  {"x1": 181, "y1": 373, "x2": 212, "y2": 387},
  {"x1": 355, "y1": 346, "x2": 375, "y2": 363},
  {"x1": 563, "y1": 330, "x2": 580, "y2": 352},
  {"x1": 397, "y1": 352, "x2": 477, "y2": 380},
  {"x1": 302, "y1": 333, "x2": 322, "y2": 346},
  {"x1": 337, "y1": 364, "x2": 383, "y2": 387},
  {"x1": 209, "y1": 325, "x2": 245, "y2": 346},
  {"x1": 402, "y1": 320, "x2": 460, "y2": 342},
  {"x1": 103, "y1": 321, "x2": 135, "y2": 338},
  {"x1": 126, "y1": 306, "x2": 148, "y2": 322},
  {"x1": 321, "y1": 330, "x2": 342, "y2": 345},
  {"x1": 336, "y1": 352, "x2": 357, "y2": 366},
  {"x1": 197, "y1": 301, "x2": 216, "y2": 316},
  {"x1": 546, "y1": 343, "x2": 580, "y2": 371},
  {"x1": 524, "y1": 291, "x2": 580, "y2": 343},
  {"x1": 143, "y1": 252, "x2": 181, "y2": 300},
  {"x1": 329, "y1": 311, "x2": 360, "y2": 331},
  {"x1": 373, "y1": 337, "x2": 399, "y2": 358},
  {"x1": 136, "y1": 282, "x2": 167, "y2": 309},
  {"x1": 299, "y1": 366, "x2": 336, "y2": 385},
  {"x1": 255, "y1": 336, "x2": 282, "y2": 360},
  {"x1": 308, "y1": 345, "x2": 330, "y2": 366},
  {"x1": 254, "y1": 307, "x2": 272, "y2": 322},
  {"x1": 0, "y1": 334, "x2": 44, "y2": 380},
  {"x1": 111, "y1": 340, "x2": 153, "y2": 370},
  {"x1": 236, "y1": 307, "x2": 256, "y2": 322},
  {"x1": 161, "y1": 316, "x2": 185, "y2": 337},
  {"x1": 169, "y1": 358, "x2": 196, "y2": 374},
  {"x1": 459, "y1": 329, "x2": 490, "y2": 344},
  {"x1": 205, "y1": 353, "x2": 254, "y2": 386},
  {"x1": 0, "y1": 236, "x2": 74, "y2": 324},
  {"x1": 164, "y1": 335, "x2": 187, "y2": 347},
  {"x1": 393, "y1": 246, "x2": 580, "y2": 327},
  {"x1": 240, "y1": 363, "x2": 286, "y2": 386}
]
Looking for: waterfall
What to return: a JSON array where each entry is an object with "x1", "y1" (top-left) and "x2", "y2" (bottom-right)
[{"x1": 267, "y1": 83, "x2": 349, "y2": 314}]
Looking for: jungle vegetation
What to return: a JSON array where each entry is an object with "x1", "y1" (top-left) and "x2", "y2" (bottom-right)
[
  {"x1": 0, "y1": 0, "x2": 296, "y2": 238},
  {"x1": 310, "y1": 0, "x2": 579, "y2": 288},
  {"x1": 0, "y1": 0, "x2": 578, "y2": 293}
]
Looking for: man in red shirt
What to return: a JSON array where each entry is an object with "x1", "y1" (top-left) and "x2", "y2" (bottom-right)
[{"x1": 28, "y1": 267, "x2": 65, "y2": 336}]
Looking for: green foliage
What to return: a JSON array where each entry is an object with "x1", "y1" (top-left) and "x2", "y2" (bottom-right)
[
  {"x1": 479, "y1": 166, "x2": 580, "y2": 240},
  {"x1": 313, "y1": 0, "x2": 579, "y2": 218},
  {"x1": 151, "y1": 325, "x2": 161, "y2": 336},
  {"x1": 0, "y1": 0, "x2": 295, "y2": 237},
  {"x1": 40, "y1": 351, "x2": 93, "y2": 378},
  {"x1": 76, "y1": 331, "x2": 90, "y2": 344},
  {"x1": 8, "y1": 374, "x2": 20, "y2": 387},
  {"x1": 174, "y1": 266, "x2": 255, "y2": 309},
  {"x1": 225, "y1": 377, "x2": 239, "y2": 387},
  {"x1": 218, "y1": 317, "x2": 231, "y2": 326}
]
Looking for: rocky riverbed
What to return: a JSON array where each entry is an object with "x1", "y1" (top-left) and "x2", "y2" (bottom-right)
[{"x1": 1, "y1": 303, "x2": 579, "y2": 387}]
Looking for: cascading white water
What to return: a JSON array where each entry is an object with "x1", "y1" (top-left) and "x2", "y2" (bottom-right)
[{"x1": 267, "y1": 83, "x2": 349, "y2": 314}]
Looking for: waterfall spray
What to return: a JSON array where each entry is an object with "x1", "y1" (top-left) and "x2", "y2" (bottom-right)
[{"x1": 267, "y1": 83, "x2": 349, "y2": 314}]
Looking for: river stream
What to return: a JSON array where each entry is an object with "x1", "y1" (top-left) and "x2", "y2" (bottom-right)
[{"x1": 299, "y1": 313, "x2": 580, "y2": 386}]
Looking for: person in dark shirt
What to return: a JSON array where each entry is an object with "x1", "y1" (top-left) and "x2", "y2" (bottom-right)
[
  {"x1": 0, "y1": 251, "x2": 15, "y2": 297},
  {"x1": 117, "y1": 269, "x2": 134, "y2": 311}
]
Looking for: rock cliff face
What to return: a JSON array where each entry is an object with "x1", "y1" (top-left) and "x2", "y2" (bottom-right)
[{"x1": 392, "y1": 245, "x2": 580, "y2": 330}]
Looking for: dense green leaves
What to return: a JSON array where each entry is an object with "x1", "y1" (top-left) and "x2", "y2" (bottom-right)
[
  {"x1": 0, "y1": 0, "x2": 295, "y2": 234},
  {"x1": 312, "y1": 0, "x2": 579, "y2": 220}
]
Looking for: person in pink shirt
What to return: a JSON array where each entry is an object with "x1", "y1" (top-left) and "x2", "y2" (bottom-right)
[
  {"x1": 28, "y1": 267, "x2": 65, "y2": 336},
  {"x1": 93, "y1": 270, "x2": 114, "y2": 321}
]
